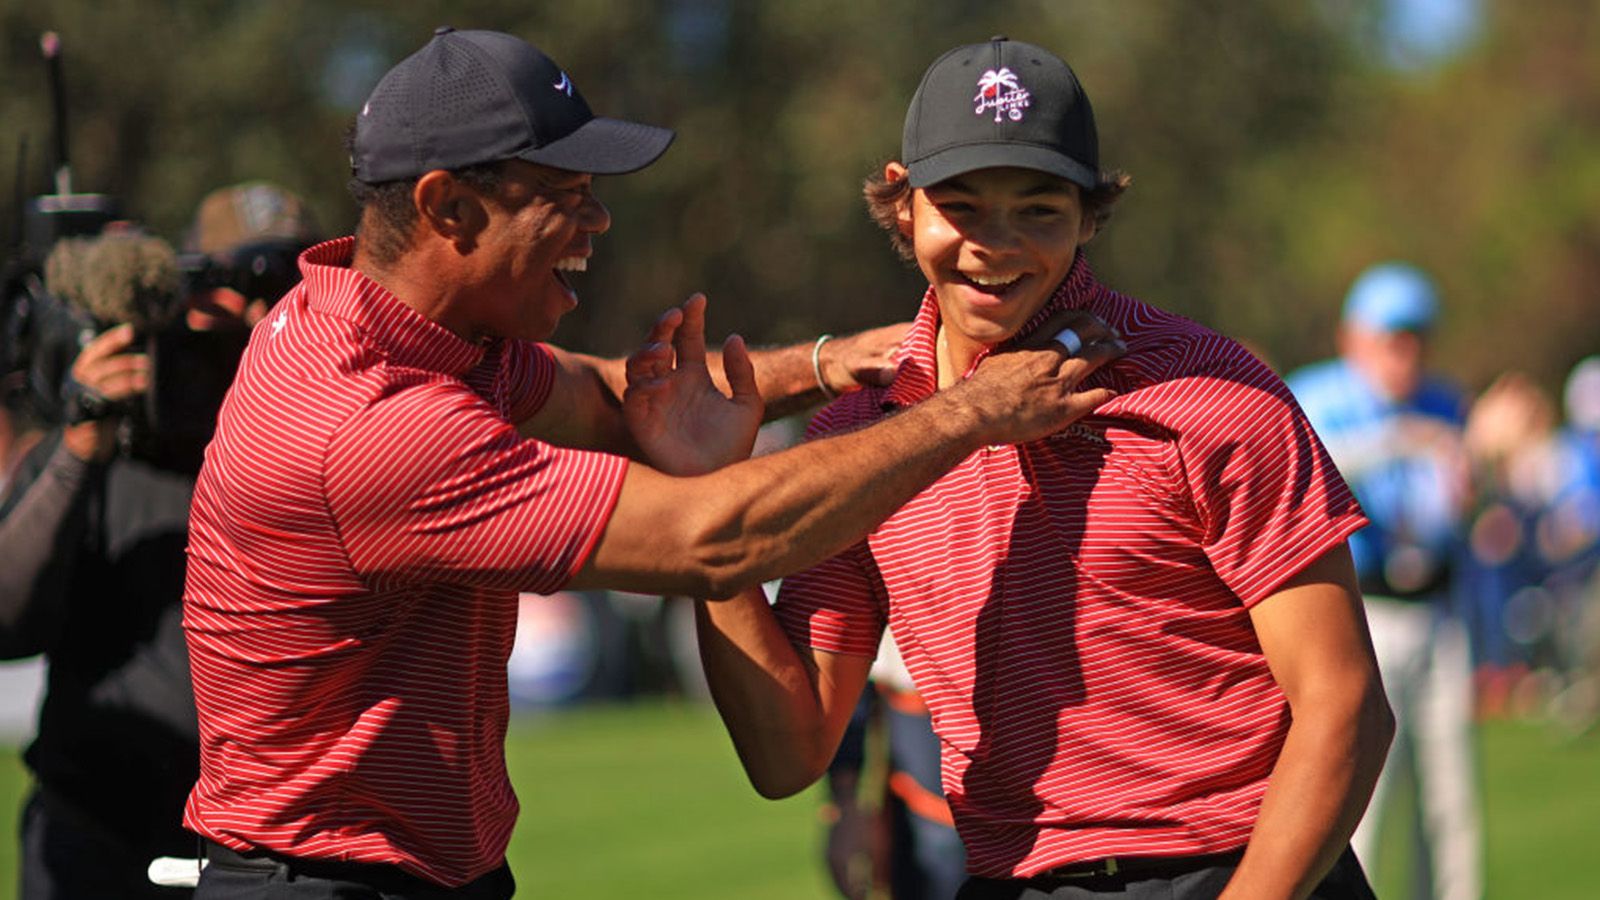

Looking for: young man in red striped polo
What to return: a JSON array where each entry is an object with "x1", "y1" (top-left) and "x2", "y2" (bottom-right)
[
  {"x1": 180, "y1": 28, "x2": 1122, "y2": 900},
  {"x1": 688, "y1": 37, "x2": 1394, "y2": 900}
]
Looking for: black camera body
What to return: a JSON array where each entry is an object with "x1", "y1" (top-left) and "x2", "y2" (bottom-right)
[
  {"x1": 2, "y1": 194, "x2": 117, "y2": 424},
  {"x1": 179, "y1": 240, "x2": 305, "y2": 310},
  {"x1": 132, "y1": 324, "x2": 253, "y2": 472}
]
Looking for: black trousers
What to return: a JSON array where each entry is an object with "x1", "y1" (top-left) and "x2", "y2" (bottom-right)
[
  {"x1": 195, "y1": 842, "x2": 515, "y2": 900},
  {"x1": 955, "y1": 846, "x2": 1376, "y2": 900},
  {"x1": 19, "y1": 787, "x2": 191, "y2": 900}
]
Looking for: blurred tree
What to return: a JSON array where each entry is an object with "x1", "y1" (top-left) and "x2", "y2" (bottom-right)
[{"x1": 0, "y1": 0, "x2": 1594, "y2": 395}]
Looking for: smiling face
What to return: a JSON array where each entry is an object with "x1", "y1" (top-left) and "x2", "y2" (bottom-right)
[
  {"x1": 890, "y1": 163, "x2": 1097, "y2": 379},
  {"x1": 467, "y1": 159, "x2": 612, "y2": 342}
]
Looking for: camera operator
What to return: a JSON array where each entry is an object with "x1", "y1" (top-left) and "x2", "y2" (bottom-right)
[{"x1": 0, "y1": 181, "x2": 319, "y2": 900}]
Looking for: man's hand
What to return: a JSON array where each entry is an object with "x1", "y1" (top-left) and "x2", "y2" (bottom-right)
[
  {"x1": 623, "y1": 294, "x2": 764, "y2": 476},
  {"x1": 943, "y1": 308, "x2": 1125, "y2": 447},
  {"x1": 62, "y1": 323, "x2": 148, "y2": 463},
  {"x1": 816, "y1": 323, "x2": 909, "y2": 395}
]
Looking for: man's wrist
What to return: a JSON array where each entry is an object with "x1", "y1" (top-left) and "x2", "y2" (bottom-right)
[
  {"x1": 916, "y1": 383, "x2": 999, "y2": 451},
  {"x1": 61, "y1": 379, "x2": 122, "y2": 425},
  {"x1": 812, "y1": 334, "x2": 837, "y2": 400}
]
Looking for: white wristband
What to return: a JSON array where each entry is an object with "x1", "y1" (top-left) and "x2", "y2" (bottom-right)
[{"x1": 812, "y1": 334, "x2": 837, "y2": 400}]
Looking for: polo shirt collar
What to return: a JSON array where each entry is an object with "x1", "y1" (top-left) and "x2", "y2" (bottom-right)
[
  {"x1": 299, "y1": 237, "x2": 494, "y2": 377},
  {"x1": 883, "y1": 251, "x2": 1102, "y2": 409}
]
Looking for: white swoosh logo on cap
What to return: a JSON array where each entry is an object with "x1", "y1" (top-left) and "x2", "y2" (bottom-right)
[{"x1": 553, "y1": 72, "x2": 573, "y2": 97}]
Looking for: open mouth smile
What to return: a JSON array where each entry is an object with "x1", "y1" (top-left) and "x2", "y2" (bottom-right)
[
  {"x1": 553, "y1": 256, "x2": 587, "y2": 291},
  {"x1": 960, "y1": 271, "x2": 1027, "y2": 296}
]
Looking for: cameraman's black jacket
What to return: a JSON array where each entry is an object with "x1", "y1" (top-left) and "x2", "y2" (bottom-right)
[{"x1": 0, "y1": 430, "x2": 198, "y2": 857}]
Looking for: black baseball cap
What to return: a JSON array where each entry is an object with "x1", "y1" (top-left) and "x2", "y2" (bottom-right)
[
  {"x1": 902, "y1": 36, "x2": 1098, "y2": 190},
  {"x1": 351, "y1": 27, "x2": 674, "y2": 183}
]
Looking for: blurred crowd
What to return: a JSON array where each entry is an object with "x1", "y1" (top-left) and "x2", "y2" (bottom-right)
[{"x1": 1459, "y1": 356, "x2": 1600, "y2": 728}]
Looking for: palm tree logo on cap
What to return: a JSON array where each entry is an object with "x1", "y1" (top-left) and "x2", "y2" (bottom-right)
[{"x1": 974, "y1": 68, "x2": 1030, "y2": 123}]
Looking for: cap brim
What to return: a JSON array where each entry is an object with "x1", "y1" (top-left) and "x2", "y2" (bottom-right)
[
  {"x1": 517, "y1": 117, "x2": 676, "y2": 175},
  {"x1": 907, "y1": 144, "x2": 1098, "y2": 190}
]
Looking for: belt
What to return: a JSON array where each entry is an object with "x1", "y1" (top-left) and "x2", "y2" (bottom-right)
[
  {"x1": 202, "y1": 840, "x2": 503, "y2": 897},
  {"x1": 1032, "y1": 847, "x2": 1245, "y2": 883}
]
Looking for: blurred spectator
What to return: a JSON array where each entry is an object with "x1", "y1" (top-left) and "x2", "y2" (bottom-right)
[
  {"x1": 1546, "y1": 357, "x2": 1600, "y2": 731},
  {"x1": 822, "y1": 634, "x2": 964, "y2": 900},
  {"x1": 1285, "y1": 261, "x2": 1483, "y2": 900},
  {"x1": 1460, "y1": 371, "x2": 1559, "y2": 713},
  {"x1": 0, "y1": 182, "x2": 318, "y2": 900},
  {"x1": 1457, "y1": 360, "x2": 1600, "y2": 729}
]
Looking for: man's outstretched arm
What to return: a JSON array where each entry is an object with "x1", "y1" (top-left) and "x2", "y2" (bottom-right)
[{"x1": 568, "y1": 295, "x2": 1123, "y2": 601}]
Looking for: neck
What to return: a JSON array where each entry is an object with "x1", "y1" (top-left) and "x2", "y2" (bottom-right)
[
  {"x1": 353, "y1": 239, "x2": 474, "y2": 342},
  {"x1": 934, "y1": 324, "x2": 987, "y2": 390}
]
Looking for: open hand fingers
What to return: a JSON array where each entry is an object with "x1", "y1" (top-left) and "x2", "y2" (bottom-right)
[
  {"x1": 720, "y1": 333, "x2": 761, "y2": 408},
  {"x1": 626, "y1": 304, "x2": 689, "y2": 387},
  {"x1": 87, "y1": 353, "x2": 151, "y2": 401},
  {"x1": 673, "y1": 293, "x2": 710, "y2": 367},
  {"x1": 624, "y1": 341, "x2": 675, "y2": 387},
  {"x1": 645, "y1": 304, "x2": 684, "y2": 345}
]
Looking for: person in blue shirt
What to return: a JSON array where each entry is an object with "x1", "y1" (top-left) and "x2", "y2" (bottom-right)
[{"x1": 1285, "y1": 262, "x2": 1482, "y2": 900}]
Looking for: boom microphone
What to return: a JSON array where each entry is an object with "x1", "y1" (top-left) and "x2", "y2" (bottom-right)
[{"x1": 43, "y1": 231, "x2": 183, "y2": 330}]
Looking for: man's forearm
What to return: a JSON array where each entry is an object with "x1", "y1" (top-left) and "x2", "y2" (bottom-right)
[
  {"x1": 581, "y1": 384, "x2": 994, "y2": 598},
  {"x1": 578, "y1": 328, "x2": 1117, "y2": 596},
  {"x1": 694, "y1": 588, "x2": 844, "y2": 798},
  {"x1": 742, "y1": 340, "x2": 833, "y2": 421}
]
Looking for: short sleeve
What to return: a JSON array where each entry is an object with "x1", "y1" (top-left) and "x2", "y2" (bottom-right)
[
  {"x1": 773, "y1": 393, "x2": 892, "y2": 658},
  {"x1": 773, "y1": 540, "x2": 887, "y2": 658},
  {"x1": 1172, "y1": 352, "x2": 1367, "y2": 605},
  {"x1": 506, "y1": 341, "x2": 557, "y2": 423},
  {"x1": 326, "y1": 377, "x2": 627, "y2": 595}
]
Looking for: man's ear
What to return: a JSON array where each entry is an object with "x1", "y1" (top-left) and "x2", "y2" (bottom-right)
[
  {"x1": 1078, "y1": 211, "x2": 1099, "y2": 245},
  {"x1": 885, "y1": 161, "x2": 914, "y2": 236},
  {"x1": 415, "y1": 170, "x2": 486, "y2": 248}
]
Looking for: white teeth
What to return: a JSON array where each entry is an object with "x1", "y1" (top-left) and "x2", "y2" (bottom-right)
[
  {"x1": 555, "y1": 257, "x2": 588, "y2": 273},
  {"x1": 966, "y1": 272, "x2": 1021, "y2": 287}
]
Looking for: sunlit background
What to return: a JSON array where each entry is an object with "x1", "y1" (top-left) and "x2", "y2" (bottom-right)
[{"x1": 1, "y1": 0, "x2": 1595, "y2": 388}]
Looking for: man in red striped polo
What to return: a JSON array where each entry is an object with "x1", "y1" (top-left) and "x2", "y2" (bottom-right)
[
  {"x1": 689, "y1": 38, "x2": 1395, "y2": 900},
  {"x1": 181, "y1": 28, "x2": 1122, "y2": 900}
]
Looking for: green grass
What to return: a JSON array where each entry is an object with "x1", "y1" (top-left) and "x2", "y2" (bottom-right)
[
  {"x1": 505, "y1": 702, "x2": 830, "y2": 899},
  {"x1": 0, "y1": 702, "x2": 1596, "y2": 898},
  {"x1": 1369, "y1": 717, "x2": 1600, "y2": 900}
]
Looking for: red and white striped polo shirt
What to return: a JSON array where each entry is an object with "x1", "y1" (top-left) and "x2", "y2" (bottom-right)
[
  {"x1": 775, "y1": 256, "x2": 1366, "y2": 878},
  {"x1": 182, "y1": 238, "x2": 628, "y2": 887}
]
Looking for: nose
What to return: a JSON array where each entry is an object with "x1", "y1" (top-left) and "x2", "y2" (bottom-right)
[
  {"x1": 967, "y1": 212, "x2": 1020, "y2": 257},
  {"x1": 580, "y1": 193, "x2": 611, "y2": 235}
]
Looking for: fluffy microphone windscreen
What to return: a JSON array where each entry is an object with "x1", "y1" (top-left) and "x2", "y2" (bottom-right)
[{"x1": 45, "y1": 231, "x2": 183, "y2": 330}]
